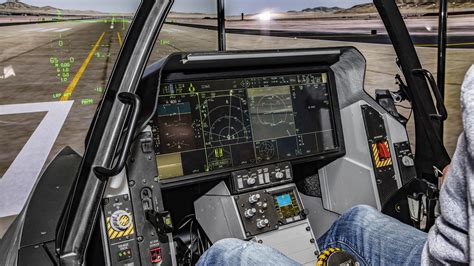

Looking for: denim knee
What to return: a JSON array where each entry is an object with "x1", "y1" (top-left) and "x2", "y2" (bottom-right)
[
  {"x1": 343, "y1": 205, "x2": 378, "y2": 220},
  {"x1": 210, "y1": 238, "x2": 247, "y2": 253},
  {"x1": 197, "y1": 238, "x2": 246, "y2": 265},
  {"x1": 198, "y1": 238, "x2": 300, "y2": 266}
]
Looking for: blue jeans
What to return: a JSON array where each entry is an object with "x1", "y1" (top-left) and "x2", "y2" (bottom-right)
[{"x1": 197, "y1": 205, "x2": 427, "y2": 265}]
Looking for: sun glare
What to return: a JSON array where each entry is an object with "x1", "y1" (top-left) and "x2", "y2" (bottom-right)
[{"x1": 258, "y1": 11, "x2": 272, "y2": 21}]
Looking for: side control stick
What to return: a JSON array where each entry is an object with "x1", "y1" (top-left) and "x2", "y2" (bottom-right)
[{"x1": 146, "y1": 210, "x2": 174, "y2": 240}]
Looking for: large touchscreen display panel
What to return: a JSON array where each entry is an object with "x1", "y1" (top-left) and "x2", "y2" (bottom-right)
[{"x1": 153, "y1": 73, "x2": 337, "y2": 179}]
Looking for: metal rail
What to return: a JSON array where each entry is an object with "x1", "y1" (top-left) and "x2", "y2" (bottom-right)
[
  {"x1": 374, "y1": 0, "x2": 451, "y2": 178},
  {"x1": 217, "y1": 0, "x2": 226, "y2": 51},
  {"x1": 437, "y1": 0, "x2": 448, "y2": 139},
  {"x1": 58, "y1": 1, "x2": 173, "y2": 264}
]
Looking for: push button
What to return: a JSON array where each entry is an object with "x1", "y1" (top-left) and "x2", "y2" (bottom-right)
[{"x1": 140, "y1": 137, "x2": 154, "y2": 153}]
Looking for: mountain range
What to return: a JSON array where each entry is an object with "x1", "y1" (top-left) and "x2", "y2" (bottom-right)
[{"x1": 0, "y1": 1, "x2": 104, "y2": 15}]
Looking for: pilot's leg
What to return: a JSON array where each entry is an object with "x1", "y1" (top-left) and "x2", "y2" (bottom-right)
[
  {"x1": 317, "y1": 205, "x2": 427, "y2": 266},
  {"x1": 196, "y1": 238, "x2": 300, "y2": 266}
]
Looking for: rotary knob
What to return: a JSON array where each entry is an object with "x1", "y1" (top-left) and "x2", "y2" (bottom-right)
[
  {"x1": 402, "y1": 156, "x2": 414, "y2": 167},
  {"x1": 256, "y1": 219, "x2": 269, "y2": 229},
  {"x1": 248, "y1": 194, "x2": 261, "y2": 204},
  {"x1": 244, "y1": 208, "x2": 257, "y2": 218},
  {"x1": 110, "y1": 210, "x2": 132, "y2": 231},
  {"x1": 275, "y1": 172, "x2": 284, "y2": 179},
  {"x1": 246, "y1": 177, "x2": 256, "y2": 186}
]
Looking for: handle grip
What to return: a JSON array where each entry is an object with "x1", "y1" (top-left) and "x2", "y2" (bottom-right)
[
  {"x1": 93, "y1": 92, "x2": 142, "y2": 180},
  {"x1": 412, "y1": 68, "x2": 448, "y2": 121}
]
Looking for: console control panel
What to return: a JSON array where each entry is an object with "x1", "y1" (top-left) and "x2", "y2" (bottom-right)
[
  {"x1": 195, "y1": 182, "x2": 317, "y2": 265},
  {"x1": 102, "y1": 132, "x2": 175, "y2": 266},
  {"x1": 103, "y1": 194, "x2": 140, "y2": 265},
  {"x1": 234, "y1": 184, "x2": 304, "y2": 237},
  {"x1": 361, "y1": 105, "x2": 398, "y2": 206},
  {"x1": 394, "y1": 141, "x2": 416, "y2": 185},
  {"x1": 230, "y1": 162, "x2": 293, "y2": 193}
]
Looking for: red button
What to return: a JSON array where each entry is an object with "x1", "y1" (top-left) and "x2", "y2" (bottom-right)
[{"x1": 377, "y1": 142, "x2": 390, "y2": 160}]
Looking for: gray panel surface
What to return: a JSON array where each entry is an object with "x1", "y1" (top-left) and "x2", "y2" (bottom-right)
[
  {"x1": 194, "y1": 182, "x2": 246, "y2": 242},
  {"x1": 300, "y1": 194, "x2": 339, "y2": 239},
  {"x1": 316, "y1": 48, "x2": 410, "y2": 214},
  {"x1": 195, "y1": 182, "x2": 320, "y2": 265},
  {"x1": 319, "y1": 101, "x2": 379, "y2": 212},
  {"x1": 252, "y1": 221, "x2": 318, "y2": 266}
]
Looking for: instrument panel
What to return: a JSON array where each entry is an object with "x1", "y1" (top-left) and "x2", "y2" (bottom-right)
[{"x1": 152, "y1": 72, "x2": 340, "y2": 180}]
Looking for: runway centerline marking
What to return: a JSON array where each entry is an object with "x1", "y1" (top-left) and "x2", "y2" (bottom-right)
[
  {"x1": 38, "y1": 28, "x2": 59, "y2": 32},
  {"x1": 55, "y1": 28, "x2": 72, "y2": 33},
  {"x1": 21, "y1": 27, "x2": 44, "y2": 32},
  {"x1": 117, "y1": 31, "x2": 123, "y2": 47},
  {"x1": 60, "y1": 32, "x2": 106, "y2": 101}
]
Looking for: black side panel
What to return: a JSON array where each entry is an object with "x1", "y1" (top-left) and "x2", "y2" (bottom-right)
[
  {"x1": 84, "y1": 222, "x2": 106, "y2": 265},
  {"x1": 20, "y1": 147, "x2": 81, "y2": 248},
  {"x1": 0, "y1": 211, "x2": 25, "y2": 265},
  {"x1": 18, "y1": 244, "x2": 54, "y2": 266},
  {"x1": 44, "y1": 242, "x2": 59, "y2": 265},
  {"x1": 361, "y1": 105, "x2": 398, "y2": 206},
  {"x1": 127, "y1": 132, "x2": 174, "y2": 266}
]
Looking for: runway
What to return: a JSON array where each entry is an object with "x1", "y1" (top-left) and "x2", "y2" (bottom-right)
[
  {"x1": 0, "y1": 18, "x2": 472, "y2": 226},
  {"x1": 168, "y1": 15, "x2": 474, "y2": 48},
  {"x1": 0, "y1": 20, "x2": 126, "y2": 177}
]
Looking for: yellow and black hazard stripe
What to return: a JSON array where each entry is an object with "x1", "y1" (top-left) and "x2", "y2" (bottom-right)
[
  {"x1": 118, "y1": 215, "x2": 130, "y2": 227},
  {"x1": 317, "y1": 247, "x2": 342, "y2": 266},
  {"x1": 106, "y1": 217, "x2": 135, "y2": 240},
  {"x1": 371, "y1": 141, "x2": 392, "y2": 168}
]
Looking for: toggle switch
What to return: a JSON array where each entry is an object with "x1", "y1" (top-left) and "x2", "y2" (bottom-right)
[
  {"x1": 377, "y1": 142, "x2": 391, "y2": 160},
  {"x1": 244, "y1": 208, "x2": 257, "y2": 218},
  {"x1": 248, "y1": 194, "x2": 261, "y2": 204},
  {"x1": 256, "y1": 219, "x2": 269, "y2": 229},
  {"x1": 246, "y1": 177, "x2": 256, "y2": 186},
  {"x1": 275, "y1": 172, "x2": 284, "y2": 179}
]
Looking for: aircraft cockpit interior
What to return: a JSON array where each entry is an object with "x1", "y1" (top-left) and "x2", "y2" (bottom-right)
[{"x1": 99, "y1": 47, "x2": 416, "y2": 265}]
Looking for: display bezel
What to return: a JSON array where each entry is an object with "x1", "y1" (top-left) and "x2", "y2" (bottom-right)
[{"x1": 155, "y1": 65, "x2": 345, "y2": 186}]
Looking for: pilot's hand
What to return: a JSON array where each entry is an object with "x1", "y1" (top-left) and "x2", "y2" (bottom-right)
[{"x1": 439, "y1": 165, "x2": 450, "y2": 187}]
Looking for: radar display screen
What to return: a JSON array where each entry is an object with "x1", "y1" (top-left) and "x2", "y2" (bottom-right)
[{"x1": 152, "y1": 72, "x2": 338, "y2": 179}]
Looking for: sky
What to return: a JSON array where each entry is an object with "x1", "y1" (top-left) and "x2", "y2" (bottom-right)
[{"x1": 16, "y1": 0, "x2": 370, "y2": 15}]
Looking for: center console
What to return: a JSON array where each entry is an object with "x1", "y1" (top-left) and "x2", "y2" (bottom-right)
[
  {"x1": 145, "y1": 52, "x2": 344, "y2": 265},
  {"x1": 195, "y1": 163, "x2": 318, "y2": 265}
]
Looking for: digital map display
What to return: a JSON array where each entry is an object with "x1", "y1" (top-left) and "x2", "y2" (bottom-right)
[{"x1": 152, "y1": 73, "x2": 337, "y2": 179}]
